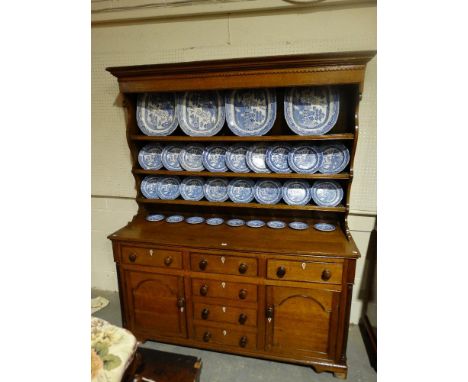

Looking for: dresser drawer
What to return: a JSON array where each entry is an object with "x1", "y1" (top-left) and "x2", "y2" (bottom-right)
[
  {"x1": 190, "y1": 253, "x2": 258, "y2": 277},
  {"x1": 122, "y1": 246, "x2": 182, "y2": 269},
  {"x1": 192, "y1": 279, "x2": 257, "y2": 302},
  {"x1": 267, "y1": 259, "x2": 342, "y2": 284},
  {"x1": 193, "y1": 302, "x2": 257, "y2": 328},
  {"x1": 194, "y1": 325, "x2": 256, "y2": 350}
]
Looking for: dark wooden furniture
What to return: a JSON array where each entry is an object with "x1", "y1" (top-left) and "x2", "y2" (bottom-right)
[{"x1": 107, "y1": 51, "x2": 375, "y2": 379}]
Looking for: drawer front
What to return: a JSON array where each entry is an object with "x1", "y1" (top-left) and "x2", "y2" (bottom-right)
[
  {"x1": 194, "y1": 302, "x2": 257, "y2": 328},
  {"x1": 267, "y1": 259, "x2": 342, "y2": 284},
  {"x1": 122, "y1": 246, "x2": 183, "y2": 269},
  {"x1": 194, "y1": 325, "x2": 256, "y2": 350},
  {"x1": 190, "y1": 253, "x2": 258, "y2": 277},
  {"x1": 192, "y1": 279, "x2": 257, "y2": 302}
]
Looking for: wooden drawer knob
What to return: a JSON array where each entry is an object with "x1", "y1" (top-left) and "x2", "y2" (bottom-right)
[
  {"x1": 199, "y1": 259, "x2": 208, "y2": 271},
  {"x1": 239, "y1": 336, "x2": 248, "y2": 348},
  {"x1": 238, "y1": 313, "x2": 247, "y2": 325},
  {"x1": 276, "y1": 266, "x2": 286, "y2": 278},
  {"x1": 201, "y1": 308, "x2": 209, "y2": 320},
  {"x1": 128, "y1": 253, "x2": 137, "y2": 262},
  {"x1": 203, "y1": 331, "x2": 211, "y2": 342},
  {"x1": 176, "y1": 297, "x2": 185, "y2": 309},
  {"x1": 321, "y1": 269, "x2": 332, "y2": 281},
  {"x1": 164, "y1": 256, "x2": 173, "y2": 266},
  {"x1": 200, "y1": 284, "x2": 209, "y2": 296},
  {"x1": 238, "y1": 263, "x2": 248, "y2": 274},
  {"x1": 238, "y1": 289, "x2": 247, "y2": 300}
]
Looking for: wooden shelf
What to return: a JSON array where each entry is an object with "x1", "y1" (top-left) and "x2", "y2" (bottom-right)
[
  {"x1": 130, "y1": 134, "x2": 354, "y2": 142},
  {"x1": 133, "y1": 169, "x2": 351, "y2": 180},
  {"x1": 136, "y1": 198, "x2": 346, "y2": 212}
]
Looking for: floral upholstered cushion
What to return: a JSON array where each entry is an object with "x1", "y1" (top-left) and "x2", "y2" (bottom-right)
[{"x1": 91, "y1": 317, "x2": 138, "y2": 382}]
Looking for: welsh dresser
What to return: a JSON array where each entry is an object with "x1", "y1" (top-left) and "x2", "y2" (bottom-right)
[{"x1": 107, "y1": 51, "x2": 375, "y2": 379}]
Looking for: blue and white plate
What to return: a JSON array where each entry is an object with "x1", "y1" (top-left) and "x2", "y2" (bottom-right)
[
  {"x1": 177, "y1": 91, "x2": 225, "y2": 136},
  {"x1": 284, "y1": 86, "x2": 340, "y2": 135},
  {"x1": 227, "y1": 218, "x2": 245, "y2": 227},
  {"x1": 156, "y1": 176, "x2": 181, "y2": 200},
  {"x1": 166, "y1": 215, "x2": 184, "y2": 223},
  {"x1": 288, "y1": 145, "x2": 322, "y2": 174},
  {"x1": 267, "y1": 220, "x2": 286, "y2": 229},
  {"x1": 254, "y1": 180, "x2": 282, "y2": 204},
  {"x1": 203, "y1": 144, "x2": 227, "y2": 172},
  {"x1": 319, "y1": 143, "x2": 350, "y2": 174},
  {"x1": 289, "y1": 221, "x2": 309, "y2": 230},
  {"x1": 179, "y1": 144, "x2": 205, "y2": 171},
  {"x1": 180, "y1": 177, "x2": 205, "y2": 201},
  {"x1": 225, "y1": 88, "x2": 276, "y2": 136},
  {"x1": 186, "y1": 216, "x2": 205, "y2": 224},
  {"x1": 228, "y1": 178, "x2": 255, "y2": 203},
  {"x1": 146, "y1": 213, "x2": 165, "y2": 222},
  {"x1": 136, "y1": 93, "x2": 178, "y2": 136},
  {"x1": 140, "y1": 176, "x2": 160, "y2": 199},
  {"x1": 203, "y1": 178, "x2": 229, "y2": 202},
  {"x1": 282, "y1": 180, "x2": 311, "y2": 206},
  {"x1": 138, "y1": 143, "x2": 164, "y2": 170},
  {"x1": 162, "y1": 145, "x2": 183, "y2": 171},
  {"x1": 246, "y1": 220, "x2": 265, "y2": 228},
  {"x1": 314, "y1": 222, "x2": 336, "y2": 232},
  {"x1": 206, "y1": 217, "x2": 224, "y2": 226},
  {"x1": 266, "y1": 144, "x2": 292, "y2": 173},
  {"x1": 311, "y1": 180, "x2": 344, "y2": 207},
  {"x1": 225, "y1": 144, "x2": 250, "y2": 173},
  {"x1": 246, "y1": 144, "x2": 271, "y2": 173}
]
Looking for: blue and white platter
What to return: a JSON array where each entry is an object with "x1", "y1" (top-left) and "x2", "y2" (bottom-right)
[
  {"x1": 225, "y1": 144, "x2": 250, "y2": 173},
  {"x1": 254, "y1": 180, "x2": 282, "y2": 205},
  {"x1": 266, "y1": 144, "x2": 292, "y2": 173},
  {"x1": 225, "y1": 88, "x2": 276, "y2": 136},
  {"x1": 313, "y1": 222, "x2": 336, "y2": 232},
  {"x1": 138, "y1": 143, "x2": 164, "y2": 170},
  {"x1": 246, "y1": 220, "x2": 265, "y2": 228},
  {"x1": 146, "y1": 213, "x2": 165, "y2": 222},
  {"x1": 246, "y1": 144, "x2": 271, "y2": 173},
  {"x1": 186, "y1": 216, "x2": 205, "y2": 224},
  {"x1": 203, "y1": 144, "x2": 227, "y2": 172},
  {"x1": 140, "y1": 176, "x2": 160, "y2": 199},
  {"x1": 227, "y1": 178, "x2": 255, "y2": 203},
  {"x1": 284, "y1": 86, "x2": 340, "y2": 136},
  {"x1": 319, "y1": 143, "x2": 350, "y2": 174},
  {"x1": 177, "y1": 91, "x2": 225, "y2": 136},
  {"x1": 206, "y1": 217, "x2": 224, "y2": 226},
  {"x1": 311, "y1": 180, "x2": 344, "y2": 207},
  {"x1": 180, "y1": 177, "x2": 205, "y2": 201},
  {"x1": 136, "y1": 93, "x2": 178, "y2": 136},
  {"x1": 162, "y1": 145, "x2": 183, "y2": 171},
  {"x1": 289, "y1": 221, "x2": 309, "y2": 230},
  {"x1": 156, "y1": 176, "x2": 181, "y2": 200},
  {"x1": 179, "y1": 144, "x2": 205, "y2": 171},
  {"x1": 166, "y1": 215, "x2": 184, "y2": 223},
  {"x1": 288, "y1": 145, "x2": 322, "y2": 174},
  {"x1": 282, "y1": 180, "x2": 311, "y2": 206},
  {"x1": 227, "y1": 218, "x2": 245, "y2": 227},
  {"x1": 267, "y1": 220, "x2": 286, "y2": 229},
  {"x1": 203, "y1": 178, "x2": 229, "y2": 202}
]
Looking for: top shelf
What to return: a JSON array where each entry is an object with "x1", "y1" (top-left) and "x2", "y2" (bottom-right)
[{"x1": 129, "y1": 134, "x2": 354, "y2": 142}]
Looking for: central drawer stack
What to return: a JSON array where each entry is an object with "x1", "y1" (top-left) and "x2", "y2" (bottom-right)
[{"x1": 189, "y1": 251, "x2": 259, "y2": 351}]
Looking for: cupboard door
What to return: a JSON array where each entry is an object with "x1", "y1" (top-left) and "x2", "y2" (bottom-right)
[
  {"x1": 125, "y1": 270, "x2": 187, "y2": 338},
  {"x1": 265, "y1": 286, "x2": 339, "y2": 360}
]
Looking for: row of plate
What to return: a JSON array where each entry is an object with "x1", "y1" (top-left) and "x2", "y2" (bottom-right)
[
  {"x1": 136, "y1": 86, "x2": 339, "y2": 137},
  {"x1": 141, "y1": 176, "x2": 344, "y2": 207},
  {"x1": 146, "y1": 213, "x2": 336, "y2": 232},
  {"x1": 139, "y1": 142, "x2": 349, "y2": 174}
]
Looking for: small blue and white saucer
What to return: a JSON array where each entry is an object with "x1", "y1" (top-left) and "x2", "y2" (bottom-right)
[
  {"x1": 289, "y1": 221, "x2": 309, "y2": 230},
  {"x1": 266, "y1": 144, "x2": 292, "y2": 173},
  {"x1": 228, "y1": 178, "x2": 255, "y2": 203},
  {"x1": 227, "y1": 218, "x2": 245, "y2": 227},
  {"x1": 186, "y1": 216, "x2": 205, "y2": 224},
  {"x1": 206, "y1": 217, "x2": 224, "y2": 226},
  {"x1": 156, "y1": 176, "x2": 181, "y2": 200},
  {"x1": 311, "y1": 180, "x2": 344, "y2": 207},
  {"x1": 225, "y1": 144, "x2": 250, "y2": 173},
  {"x1": 282, "y1": 180, "x2": 311, "y2": 206},
  {"x1": 166, "y1": 215, "x2": 184, "y2": 223},
  {"x1": 138, "y1": 143, "x2": 164, "y2": 170},
  {"x1": 313, "y1": 222, "x2": 336, "y2": 232},
  {"x1": 161, "y1": 145, "x2": 183, "y2": 171},
  {"x1": 267, "y1": 220, "x2": 286, "y2": 229},
  {"x1": 140, "y1": 176, "x2": 160, "y2": 199},
  {"x1": 204, "y1": 178, "x2": 229, "y2": 202},
  {"x1": 146, "y1": 213, "x2": 165, "y2": 222},
  {"x1": 179, "y1": 144, "x2": 205, "y2": 172},
  {"x1": 254, "y1": 180, "x2": 282, "y2": 204},
  {"x1": 246, "y1": 220, "x2": 265, "y2": 228},
  {"x1": 180, "y1": 177, "x2": 205, "y2": 201},
  {"x1": 203, "y1": 144, "x2": 227, "y2": 172}
]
